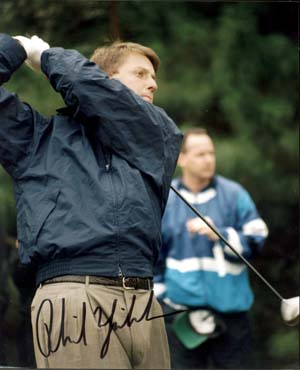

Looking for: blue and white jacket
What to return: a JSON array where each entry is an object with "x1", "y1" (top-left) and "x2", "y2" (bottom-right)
[{"x1": 154, "y1": 175, "x2": 268, "y2": 313}]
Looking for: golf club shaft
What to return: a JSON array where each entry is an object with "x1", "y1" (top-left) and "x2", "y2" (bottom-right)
[{"x1": 171, "y1": 185, "x2": 284, "y2": 301}]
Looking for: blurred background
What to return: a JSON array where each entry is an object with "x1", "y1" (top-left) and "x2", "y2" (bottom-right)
[{"x1": 0, "y1": 0, "x2": 299, "y2": 368}]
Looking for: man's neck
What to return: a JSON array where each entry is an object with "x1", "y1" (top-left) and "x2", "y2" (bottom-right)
[{"x1": 181, "y1": 175, "x2": 211, "y2": 194}]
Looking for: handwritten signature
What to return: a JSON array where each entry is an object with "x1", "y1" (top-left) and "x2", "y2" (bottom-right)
[{"x1": 35, "y1": 291, "x2": 186, "y2": 359}]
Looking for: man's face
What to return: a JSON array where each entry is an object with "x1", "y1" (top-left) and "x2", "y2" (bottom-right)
[
  {"x1": 110, "y1": 52, "x2": 158, "y2": 103},
  {"x1": 179, "y1": 134, "x2": 216, "y2": 182}
]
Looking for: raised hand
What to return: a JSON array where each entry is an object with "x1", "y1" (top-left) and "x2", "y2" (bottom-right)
[{"x1": 13, "y1": 35, "x2": 50, "y2": 72}]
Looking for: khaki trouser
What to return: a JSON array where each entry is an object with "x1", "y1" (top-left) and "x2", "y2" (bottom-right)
[{"x1": 31, "y1": 277, "x2": 170, "y2": 369}]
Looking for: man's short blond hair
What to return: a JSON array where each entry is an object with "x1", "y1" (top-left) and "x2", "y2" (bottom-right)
[{"x1": 90, "y1": 41, "x2": 160, "y2": 76}]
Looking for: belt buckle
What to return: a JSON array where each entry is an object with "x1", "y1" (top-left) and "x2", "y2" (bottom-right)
[{"x1": 122, "y1": 277, "x2": 136, "y2": 290}]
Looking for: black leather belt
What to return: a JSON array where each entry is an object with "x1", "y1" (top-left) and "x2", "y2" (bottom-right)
[{"x1": 42, "y1": 275, "x2": 153, "y2": 290}]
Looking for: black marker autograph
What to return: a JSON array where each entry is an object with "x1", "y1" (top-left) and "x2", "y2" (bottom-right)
[
  {"x1": 36, "y1": 298, "x2": 87, "y2": 357},
  {"x1": 35, "y1": 291, "x2": 187, "y2": 359}
]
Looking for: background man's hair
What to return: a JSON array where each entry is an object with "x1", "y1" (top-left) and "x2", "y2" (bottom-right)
[
  {"x1": 181, "y1": 127, "x2": 209, "y2": 152},
  {"x1": 90, "y1": 41, "x2": 160, "y2": 75}
]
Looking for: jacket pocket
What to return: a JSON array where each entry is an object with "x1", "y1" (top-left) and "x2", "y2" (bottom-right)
[
  {"x1": 16, "y1": 187, "x2": 60, "y2": 250},
  {"x1": 32, "y1": 188, "x2": 60, "y2": 245}
]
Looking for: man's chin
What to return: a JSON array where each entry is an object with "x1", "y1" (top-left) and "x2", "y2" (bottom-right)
[
  {"x1": 141, "y1": 96, "x2": 153, "y2": 103},
  {"x1": 200, "y1": 173, "x2": 214, "y2": 182}
]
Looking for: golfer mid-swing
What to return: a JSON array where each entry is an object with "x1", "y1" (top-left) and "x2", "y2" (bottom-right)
[{"x1": 0, "y1": 33, "x2": 182, "y2": 369}]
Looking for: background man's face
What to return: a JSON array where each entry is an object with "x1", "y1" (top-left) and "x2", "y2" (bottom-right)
[
  {"x1": 179, "y1": 134, "x2": 216, "y2": 182},
  {"x1": 111, "y1": 52, "x2": 158, "y2": 103}
]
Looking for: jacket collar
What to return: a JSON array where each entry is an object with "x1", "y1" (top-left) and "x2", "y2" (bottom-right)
[{"x1": 177, "y1": 176, "x2": 217, "y2": 194}]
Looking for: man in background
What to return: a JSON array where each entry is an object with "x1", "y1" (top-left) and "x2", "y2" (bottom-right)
[{"x1": 155, "y1": 128, "x2": 268, "y2": 369}]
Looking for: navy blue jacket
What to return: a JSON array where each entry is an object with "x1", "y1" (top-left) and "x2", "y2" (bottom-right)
[{"x1": 0, "y1": 34, "x2": 183, "y2": 284}]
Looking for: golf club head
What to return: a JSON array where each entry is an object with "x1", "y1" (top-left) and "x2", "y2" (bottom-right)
[{"x1": 281, "y1": 297, "x2": 299, "y2": 326}]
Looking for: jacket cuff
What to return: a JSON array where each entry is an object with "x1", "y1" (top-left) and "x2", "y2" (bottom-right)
[
  {"x1": 0, "y1": 34, "x2": 27, "y2": 82},
  {"x1": 40, "y1": 47, "x2": 63, "y2": 76}
]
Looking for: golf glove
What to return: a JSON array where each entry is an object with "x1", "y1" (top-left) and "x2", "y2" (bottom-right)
[{"x1": 13, "y1": 35, "x2": 50, "y2": 72}]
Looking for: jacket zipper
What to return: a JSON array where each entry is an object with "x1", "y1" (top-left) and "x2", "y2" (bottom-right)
[
  {"x1": 101, "y1": 146, "x2": 122, "y2": 276},
  {"x1": 102, "y1": 146, "x2": 111, "y2": 172},
  {"x1": 118, "y1": 264, "x2": 123, "y2": 278}
]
